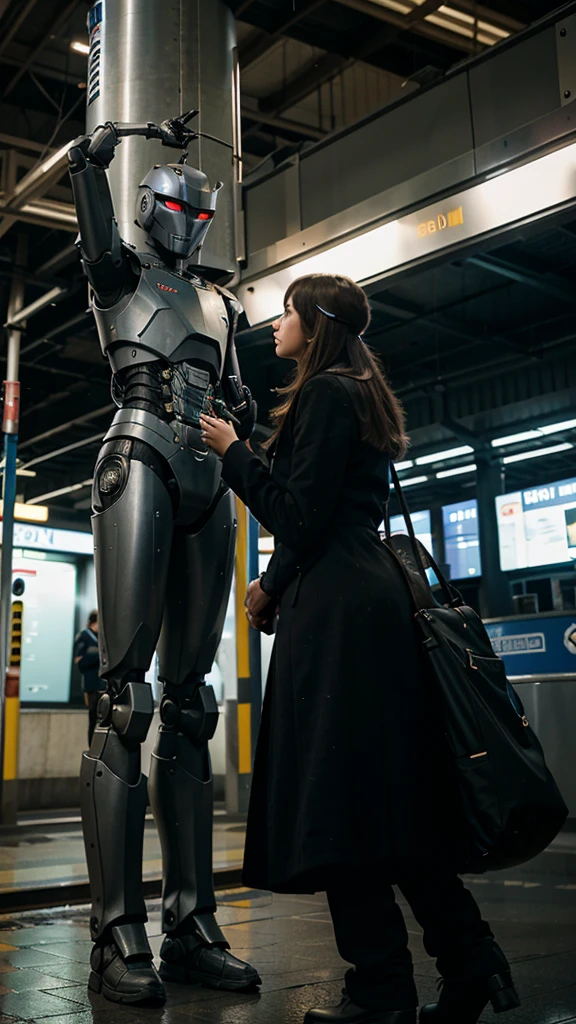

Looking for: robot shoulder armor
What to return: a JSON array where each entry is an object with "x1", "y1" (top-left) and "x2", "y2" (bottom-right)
[{"x1": 214, "y1": 283, "x2": 243, "y2": 317}]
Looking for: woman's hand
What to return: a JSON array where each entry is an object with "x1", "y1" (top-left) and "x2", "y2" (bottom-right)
[
  {"x1": 246, "y1": 578, "x2": 272, "y2": 618},
  {"x1": 245, "y1": 578, "x2": 275, "y2": 632},
  {"x1": 199, "y1": 413, "x2": 239, "y2": 458}
]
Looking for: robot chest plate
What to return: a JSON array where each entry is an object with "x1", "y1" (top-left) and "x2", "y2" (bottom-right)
[{"x1": 95, "y1": 264, "x2": 229, "y2": 371}]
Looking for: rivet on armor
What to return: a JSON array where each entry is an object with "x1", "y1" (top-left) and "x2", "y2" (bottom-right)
[
  {"x1": 165, "y1": 402, "x2": 174, "y2": 413},
  {"x1": 174, "y1": 436, "x2": 179, "y2": 443},
  {"x1": 162, "y1": 369, "x2": 172, "y2": 379},
  {"x1": 132, "y1": 349, "x2": 137, "y2": 357}
]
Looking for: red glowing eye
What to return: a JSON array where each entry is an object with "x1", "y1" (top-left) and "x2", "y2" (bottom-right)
[
  {"x1": 197, "y1": 211, "x2": 213, "y2": 221},
  {"x1": 164, "y1": 199, "x2": 183, "y2": 212}
]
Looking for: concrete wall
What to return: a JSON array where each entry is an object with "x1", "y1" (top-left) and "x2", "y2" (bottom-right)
[{"x1": 17, "y1": 707, "x2": 227, "y2": 810}]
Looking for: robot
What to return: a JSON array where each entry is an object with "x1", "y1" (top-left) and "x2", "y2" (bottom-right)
[{"x1": 67, "y1": 112, "x2": 260, "y2": 1006}]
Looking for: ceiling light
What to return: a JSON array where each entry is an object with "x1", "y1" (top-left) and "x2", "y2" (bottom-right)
[
  {"x1": 491, "y1": 429, "x2": 541, "y2": 447},
  {"x1": 71, "y1": 40, "x2": 90, "y2": 55},
  {"x1": 395, "y1": 459, "x2": 414, "y2": 471},
  {"x1": 416, "y1": 445, "x2": 474, "y2": 465},
  {"x1": 436, "y1": 464, "x2": 477, "y2": 478},
  {"x1": 371, "y1": 0, "x2": 412, "y2": 12},
  {"x1": 492, "y1": 419, "x2": 576, "y2": 447},
  {"x1": 502, "y1": 443, "x2": 573, "y2": 465},
  {"x1": 539, "y1": 418, "x2": 576, "y2": 435},
  {"x1": 396, "y1": 475, "x2": 429, "y2": 487},
  {"x1": 425, "y1": 13, "x2": 474, "y2": 38},
  {"x1": 438, "y1": 5, "x2": 474, "y2": 24},
  {"x1": 0, "y1": 501, "x2": 49, "y2": 523},
  {"x1": 476, "y1": 32, "x2": 499, "y2": 45},
  {"x1": 477, "y1": 19, "x2": 509, "y2": 39}
]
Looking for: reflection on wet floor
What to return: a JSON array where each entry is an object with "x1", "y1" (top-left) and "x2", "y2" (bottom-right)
[
  {"x1": 0, "y1": 811, "x2": 245, "y2": 892},
  {"x1": 0, "y1": 830, "x2": 573, "y2": 1021}
]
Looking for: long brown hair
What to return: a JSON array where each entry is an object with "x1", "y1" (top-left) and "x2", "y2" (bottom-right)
[{"x1": 265, "y1": 274, "x2": 408, "y2": 458}]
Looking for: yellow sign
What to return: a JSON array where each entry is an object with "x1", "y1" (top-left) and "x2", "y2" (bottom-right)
[{"x1": 418, "y1": 205, "x2": 464, "y2": 238}]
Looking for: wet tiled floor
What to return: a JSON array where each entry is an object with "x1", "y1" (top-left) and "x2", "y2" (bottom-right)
[
  {"x1": 0, "y1": 812, "x2": 244, "y2": 893},
  {"x1": 0, "y1": 832, "x2": 574, "y2": 1023}
]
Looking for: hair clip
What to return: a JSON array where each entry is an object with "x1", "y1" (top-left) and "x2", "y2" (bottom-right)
[{"x1": 315, "y1": 303, "x2": 351, "y2": 327}]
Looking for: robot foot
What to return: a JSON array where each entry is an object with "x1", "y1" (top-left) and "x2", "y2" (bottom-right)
[
  {"x1": 159, "y1": 933, "x2": 261, "y2": 991},
  {"x1": 89, "y1": 923, "x2": 166, "y2": 1007}
]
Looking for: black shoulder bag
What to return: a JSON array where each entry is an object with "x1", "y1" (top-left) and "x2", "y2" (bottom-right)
[{"x1": 384, "y1": 463, "x2": 568, "y2": 873}]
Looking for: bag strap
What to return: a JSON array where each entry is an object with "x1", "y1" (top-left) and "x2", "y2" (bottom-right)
[{"x1": 387, "y1": 463, "x2": 461, "y2": 609}]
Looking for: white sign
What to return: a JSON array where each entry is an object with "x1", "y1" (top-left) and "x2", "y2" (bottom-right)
[{"x1": 12, "y1": 524, "x2": 93, "y2": 555}]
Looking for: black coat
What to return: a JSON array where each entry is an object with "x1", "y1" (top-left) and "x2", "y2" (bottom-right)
[{"x1": 222, "y1": 373, "x2": 459, "y2": 894}]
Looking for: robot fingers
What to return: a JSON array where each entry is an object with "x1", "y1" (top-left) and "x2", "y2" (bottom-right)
[
  {"x1": 157, "y1": 113, "x2": 199, "y2": 149},
  {"x1": 87, "y1": 122, "x2": 122, "y2": 168}
]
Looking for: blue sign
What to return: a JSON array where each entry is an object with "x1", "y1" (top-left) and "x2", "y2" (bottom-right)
[
  {"x1": 485, "y1": 614, "x2": 576, "y2": 676},
  {"x1": 442, "y1": 499, "x2": 481, "y2": 579}
]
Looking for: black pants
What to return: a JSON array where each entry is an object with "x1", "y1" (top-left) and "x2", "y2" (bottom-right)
[
  {"x1": 326, "y1": 863, "x2": 509, "y2": 1011},
  {"x1": 86, "y1": 691, "x2": 102, "y2": 746}
]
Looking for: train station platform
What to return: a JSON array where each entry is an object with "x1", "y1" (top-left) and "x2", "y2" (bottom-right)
[
  {"x1": 0, "y1": 828, "x2": 574, "y2": 1023},
  {"x1": 0, "y1": 810, "x2": 245, "y2": 910}
]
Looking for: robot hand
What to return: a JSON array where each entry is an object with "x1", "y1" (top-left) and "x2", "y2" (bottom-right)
[
  {"x1": 156, "y1": 109, "x2": 199, "y2": 149},
  {"x1": 201, "y1": 386, "x2": 241, "y2": 429},
  {"x1": 86, "y1": 123, "x2": 122, "y2": 168},
  {"x1": 230, "y1": 384, "x2": 257, "y2": 442}
]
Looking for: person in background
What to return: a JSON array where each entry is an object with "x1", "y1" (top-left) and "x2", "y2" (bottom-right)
[{"x1": 74, "y1": 611, "x2": 104, "y2": 744}]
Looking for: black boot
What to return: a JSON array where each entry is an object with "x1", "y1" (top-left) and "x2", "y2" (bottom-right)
[
  {"x1": 419, "y1": 971, "x2": 520, "y2": 1023},
  {"x1": 305, "y1": 991, "x2": 416, "y2": 1023},
  {"x1": 159, "y1": 932, "x2": 261, "y2": 991},
  {"x1": 88, "y1": 923, "x2": 165, "y2": 1006}
]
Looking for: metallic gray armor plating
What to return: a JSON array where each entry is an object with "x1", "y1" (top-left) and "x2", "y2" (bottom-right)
[{"x1": 68, "y1": 114, "x2": 258, "y2": 999}]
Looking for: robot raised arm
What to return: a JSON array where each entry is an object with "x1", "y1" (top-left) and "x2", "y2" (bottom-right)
[{"x1": 68, "y1": 111, "x2": 200, "y2": 303}]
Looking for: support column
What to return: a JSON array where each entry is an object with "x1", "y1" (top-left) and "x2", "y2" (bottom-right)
[
  {"x1": 0, "y1": 232, "x2": 27, "y2": 824},
  {"x1": 86, "y1": 0, "x2": 241, "y2": 277},
  {"x1": 476, "y1": 453, "x2": 513, "y2": 618},
  {"x1": 225, "y1": 500, "x2": 261, "y2": 815}
]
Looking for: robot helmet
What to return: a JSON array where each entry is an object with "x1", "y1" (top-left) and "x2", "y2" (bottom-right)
[{"x1": 135, "y1": 163, "x2": 221, "y2": 259}]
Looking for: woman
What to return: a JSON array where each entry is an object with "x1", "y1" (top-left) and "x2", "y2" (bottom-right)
[{"x1": 200, "y1": 274, "x2": 519, "y2": 1024}]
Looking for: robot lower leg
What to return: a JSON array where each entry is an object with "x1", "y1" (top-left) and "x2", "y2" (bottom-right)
[
  {"x1": 81, "y1": 675, "x2": 166, "y2": 1005},
  {"x1": 148, "y1": 674, "x2": 261, "y2": 991}
]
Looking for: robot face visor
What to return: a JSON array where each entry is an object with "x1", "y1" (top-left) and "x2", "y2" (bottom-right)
[{"x1": 146, "y1": 194, "x2": 214, "y2": 258}]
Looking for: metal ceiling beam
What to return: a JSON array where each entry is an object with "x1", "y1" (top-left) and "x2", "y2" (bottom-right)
[
  {"x1": 21, "y1": 432, "x2": 104, "y2": 471},
  {"x1": 467, "y1": 255, "x2": 576, "y2": 307},
  {"x1": 0, "y1": 133, "x2": 47, "y2": 153},
  {"x1": 3, "y1": 141, "x2": 71, "y2": 210},
  {"x1": 240, "y1": 101, "x2": 325, "y2": 139},
  {"x1": 35, "y1": 244, "x2": 78, "y2": 277},
  {"x1": 235, "y1": 0, "x2": 258, "y2": 15},
  {"x1": 261, "y1": 0, "x2": 446, "y2": 116},
  {"x1": 239, "y1": 0, "x2": 327, "y2": 71},
  {"x1": 3, "y1": 286, "x2": 67, "y2": 329},
  {"x1": 27, "y1": 477, "x2": 93, "y2": 504},
  {"x1": 2, "y1": 0, "x2": 82, "y2": 99},
  {"x1": 18, "y1": 405, "x2": 115, "y2": 452},
  {"x1": 0, "y1": 0, "x2": 40, "y2": 58},
  {"x1": 0, "y1": 198, "x2": 77, "y2": 231},
  {"x1": 333, "y1": 0, "x2": 485, "y2": 54}
]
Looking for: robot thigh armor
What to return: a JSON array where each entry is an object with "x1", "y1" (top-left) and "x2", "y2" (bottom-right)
[{"x1": 102, "y1": 407, "x2": 222, "y2": 526}]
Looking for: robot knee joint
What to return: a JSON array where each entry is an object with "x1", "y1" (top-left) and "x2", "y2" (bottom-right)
[
  {"x1": 111, "y1": 681, "x2": 154, "y2": 743},
  {"x1": 160, "y1": 684, "x2": 218, "y2": 744},
  {"x1": 93, "y1": 453, "x2": 130, "y2": 512}
]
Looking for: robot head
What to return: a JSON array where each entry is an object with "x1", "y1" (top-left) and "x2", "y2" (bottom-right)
[{"x1": 135, "y1": 163, "x2": 221, "y2": 259}]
